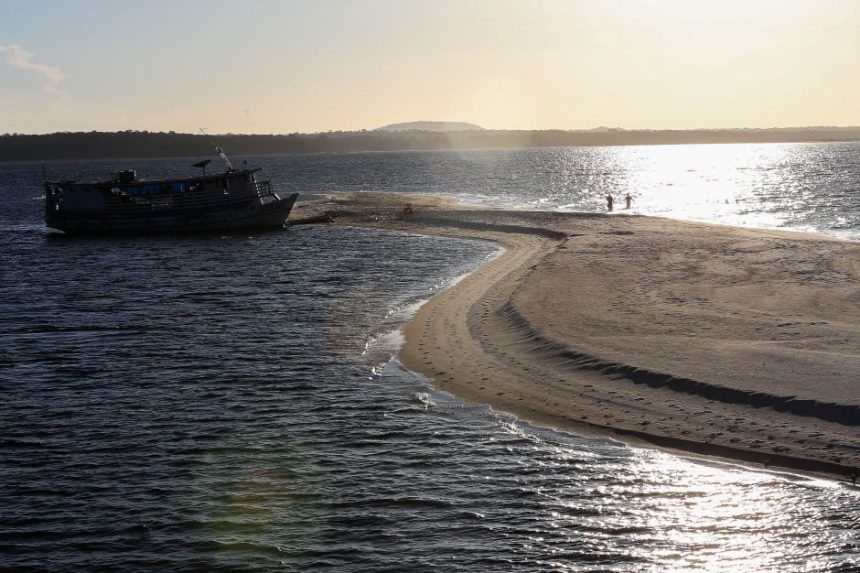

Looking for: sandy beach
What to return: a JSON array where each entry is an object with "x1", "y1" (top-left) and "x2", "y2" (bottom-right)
[{"x1": 293, "y1": 193, "x2": 860, "y2": 478}]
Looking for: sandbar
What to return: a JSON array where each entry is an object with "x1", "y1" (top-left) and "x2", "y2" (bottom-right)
[{"x1": 293, "y1": 193, "x2": 860, "y2": 478}]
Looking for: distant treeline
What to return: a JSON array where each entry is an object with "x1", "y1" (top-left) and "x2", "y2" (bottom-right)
[{"x1": 2, "y1": 127, "x2": 860, "y2": 161}]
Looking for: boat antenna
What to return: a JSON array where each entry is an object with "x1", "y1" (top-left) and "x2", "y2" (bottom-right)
[
  {"x1": 199, "y1": 128, "x2": 234, "y2": 172},
  {"x1": 192, "y1": 158, "x2": 212, "y2": 176}
]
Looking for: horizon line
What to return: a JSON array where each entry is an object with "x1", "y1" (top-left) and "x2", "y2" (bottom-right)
[{"x1": 5, "y1": 125, "x2": 860, "y2": 137}]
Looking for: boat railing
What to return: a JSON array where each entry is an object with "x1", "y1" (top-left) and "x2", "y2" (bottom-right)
[
  {"x1": 253, "y1": 180, "x2": 275, "y2": 197},
  {"x1": 52, "y1": 178, "x2": 279, "y2": 213}
]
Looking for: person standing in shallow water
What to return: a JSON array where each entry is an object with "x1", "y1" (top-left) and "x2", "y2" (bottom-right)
[
  {"x1": 624, "y1": 194, "x2": 632, "y2": 209},
  {"x1": 606, "y1": 194, "x2": 614, "y2": 211}
]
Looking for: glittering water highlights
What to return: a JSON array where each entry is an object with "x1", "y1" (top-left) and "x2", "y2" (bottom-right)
[
  {"x1": 266, "y1": 141, "x2": 860, "y2": 240},
  {"x1": 1, "y1": 149, "x2": 859, "y2": 571}
]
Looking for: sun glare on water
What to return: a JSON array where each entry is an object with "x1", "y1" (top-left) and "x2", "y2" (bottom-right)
[
  {"x1": 616, "y1": 143, "x2": 795, "y2": 227},
  {"x1": 619, "y1": 448, "x2": 847, "y2": 572}
]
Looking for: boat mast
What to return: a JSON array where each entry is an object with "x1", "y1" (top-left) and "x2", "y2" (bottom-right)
[
  {"x1": 199, "y1": 128, "x2": 235, "y2": 172},
  {"x1": 215, "y1": 146, "x2": 234, "y2": 171}
]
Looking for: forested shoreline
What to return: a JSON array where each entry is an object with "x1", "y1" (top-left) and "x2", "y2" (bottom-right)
[{"x1": 2, "y1": 127, "x2": 859, "y2": 161}]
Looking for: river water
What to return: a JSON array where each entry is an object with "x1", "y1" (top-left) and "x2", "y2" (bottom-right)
[{"x1": 1, "y1": 144, "x2": 858, "y2": 571}]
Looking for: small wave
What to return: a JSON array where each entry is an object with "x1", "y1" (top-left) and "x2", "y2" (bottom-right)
[
  {"x1": 362, "y1": 328, "x2": 405, "y2": 357},
  {"x1": 326, "y1": 496, "x2": 454, "y2": 510},
  {"x1": 412, "y1": 392, "x2": 435, "y2": 410},
  {"x1": 206, "y1": 540, "x2": 285, "y2": 555},
  {"x1": 0, "y1": 223, "x2": 51, "y2": 234}
]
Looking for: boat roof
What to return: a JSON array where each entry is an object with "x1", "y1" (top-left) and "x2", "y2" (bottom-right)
[{"x1": 48, "y1": 168, "x2": 261, "y2": 187}]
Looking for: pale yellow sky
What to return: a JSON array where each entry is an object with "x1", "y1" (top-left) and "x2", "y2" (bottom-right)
[{"x1": 2, "y1": 0, "x2": 859, "y2": 133}]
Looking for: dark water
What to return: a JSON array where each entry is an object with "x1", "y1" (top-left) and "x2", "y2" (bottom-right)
[{"x1": 2, "y1": 149, "x2": 859, "y2": 571}]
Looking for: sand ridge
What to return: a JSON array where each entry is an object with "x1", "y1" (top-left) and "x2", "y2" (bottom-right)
[{"x1": 292, "y1": 193, "x2": 860, "y2": 478}]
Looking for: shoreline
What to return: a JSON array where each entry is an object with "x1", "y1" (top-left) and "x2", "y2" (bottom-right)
[{"x1": 293, "y1": 193, "x2": 860, "y2": 481}]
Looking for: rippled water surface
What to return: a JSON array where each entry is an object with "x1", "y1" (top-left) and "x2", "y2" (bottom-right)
[
  {"x1": 270, "y1": 141, "x2": 860, "y2": 240},
  {"x1": 1, "y1": 146, "x2": 859, "y2": 571}
]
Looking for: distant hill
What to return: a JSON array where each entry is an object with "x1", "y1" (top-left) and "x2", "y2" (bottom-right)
[{"x1": 376, "y1": 121, "x2": 486, "y2": 132}]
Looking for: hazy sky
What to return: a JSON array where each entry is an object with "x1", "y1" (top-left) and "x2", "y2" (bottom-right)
[{"x1": 1, "y1": 0, "x2": 859, "y2": 134}]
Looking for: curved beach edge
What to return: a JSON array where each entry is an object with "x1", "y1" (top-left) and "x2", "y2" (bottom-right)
[{"x1": 292, "y1": 193, "x2": 860, "y2": 481}]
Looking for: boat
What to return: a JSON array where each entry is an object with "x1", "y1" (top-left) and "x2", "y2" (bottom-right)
[{"x1": 44, "y1": 149, "x2": 298, "y2": 234}]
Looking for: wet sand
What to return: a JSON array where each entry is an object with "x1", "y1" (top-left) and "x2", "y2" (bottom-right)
[{"x1": 293, "y1": 193, "x2": 860, "y2": 478}]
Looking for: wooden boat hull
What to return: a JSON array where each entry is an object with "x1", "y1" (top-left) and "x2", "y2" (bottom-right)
[{"x1": 46, "y1": 192, "x2": 299, "y2": 235}]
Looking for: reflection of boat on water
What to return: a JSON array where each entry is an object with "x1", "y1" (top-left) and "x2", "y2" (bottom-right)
[{"x1": 45, "y1": 149, "x2": 298, "y2": 234}]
